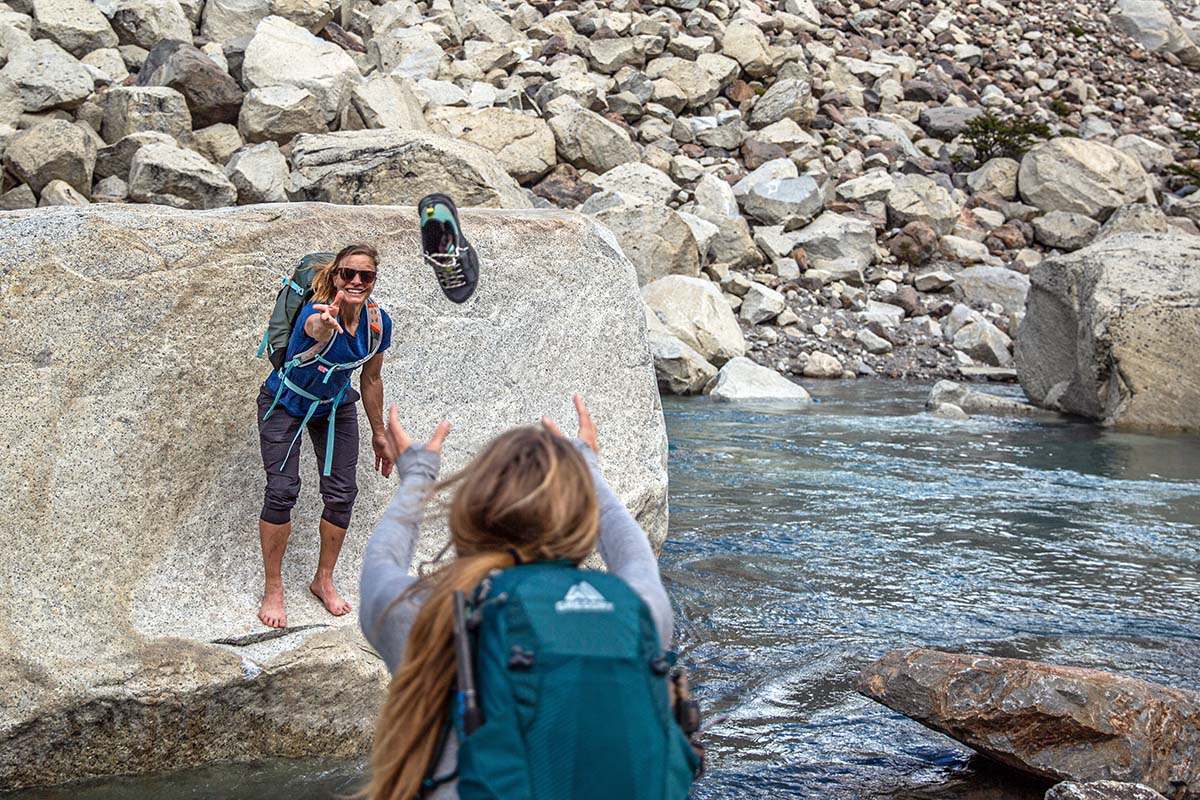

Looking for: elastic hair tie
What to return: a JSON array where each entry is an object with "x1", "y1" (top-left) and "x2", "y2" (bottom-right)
[{"x1": 506, "y1": 547, "x2": 524, "y2": 566}]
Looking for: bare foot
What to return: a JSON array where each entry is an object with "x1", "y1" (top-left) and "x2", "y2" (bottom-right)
[
  {"x1": 258, "y1": 584, "x2": 287, "y2": 628},
  {"x1": 310, "y1": 578, "x2": 352, "y2": 616}
]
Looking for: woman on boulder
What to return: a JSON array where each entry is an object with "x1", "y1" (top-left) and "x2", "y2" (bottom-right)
[
  {"x1": 357, "y1": 396, "x2": 700, "y2": 799},
  {"x1": 256, "y1": 244, "x2": 394, "y2": 628}
]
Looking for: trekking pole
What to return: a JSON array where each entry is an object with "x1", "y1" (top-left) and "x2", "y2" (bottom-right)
[{"x1": 453, "y1": 591, "x2": 484, "y2": 735}]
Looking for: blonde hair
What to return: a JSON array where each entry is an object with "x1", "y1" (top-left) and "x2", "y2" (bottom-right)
[
  {"x1": 310, "y1": 243, "x2": 379, "y2": 303},
  {"x1": 365, "y1": 428, "x2": 600, "y2": 800}
]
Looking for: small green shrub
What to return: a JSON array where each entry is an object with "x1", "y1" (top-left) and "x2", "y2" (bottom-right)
[
  {"x1": 1049, "y1": 98, "x2": 1073, "y2": 118},
  {"x1": 959, "y1": 112, "x2": 1052, "y2": 168}
]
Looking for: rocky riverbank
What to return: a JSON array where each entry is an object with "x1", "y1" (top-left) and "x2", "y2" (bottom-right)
[{"x1": 3, "y1": 0, "x2": 1199, "y2": 392}]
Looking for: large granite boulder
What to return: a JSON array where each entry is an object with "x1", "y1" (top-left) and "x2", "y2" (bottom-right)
[
  {"x1": 287, "y1": 130, "x2": 531, "y2": 208},
  {"x1": 1015, "y1": 233, "x2": 1200, "y2": 431},
  {"x1": 546, "y1": 96, "x2": 640, "y2": 175},
  {"x1": 1018, "y1": 139, "x2": 1151, "y2": 220},
  {"x1": 32, "y1": 0, "x2": 118, "y2": 56},
  {"x1": 645, "y1": 307, "x2": 717, "y2": 395},
  {"x1": 128, "y1": 141, "x2": 238, "y2": 208},
  {"x1": 0, "y1": 38, "x2": 94, "y2": 112},
  {"x1": 589, "y1": 196, "x2": 700, "y2": 286},
  {"x1": 859, "y1": 649, "x2": 1200, "y2": 798},
  {"x1": 0, "y1": 203, "x2": 667, "y2": 790},
  {"x1": 427, "y1": 107, "x2": 556, "y2": 183},
  {"x1": 4, "y1": 119, "x2": 96, "y2": 196},
  {"x1": 1110, "y1": 0, "x2": 1200, "y2": 68}
]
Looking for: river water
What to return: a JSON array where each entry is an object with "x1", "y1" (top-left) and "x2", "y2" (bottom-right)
[{"x1": 11, "y1": 382, "x2": 1200, "y2": 799}]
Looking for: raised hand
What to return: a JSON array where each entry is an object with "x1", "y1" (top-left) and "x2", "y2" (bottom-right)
[
  {"x1": 310, "y1": 290, "x2": 345, "y2": 338},
  {"x1": 541, "y1": 393, "x2": 599, "y2": 455},
  {"x1": 383, "y1": 404, "x2": 451, "y2": 466}
]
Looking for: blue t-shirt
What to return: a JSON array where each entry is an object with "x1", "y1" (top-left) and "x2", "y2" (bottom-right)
[{"x1": 264, "y1": 302, "x2": 393, "y2": 419}]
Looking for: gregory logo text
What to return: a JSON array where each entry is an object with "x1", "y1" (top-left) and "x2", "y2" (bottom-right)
[{"x1": 555, "y1": 582, "x2": 614, "y2": 613}]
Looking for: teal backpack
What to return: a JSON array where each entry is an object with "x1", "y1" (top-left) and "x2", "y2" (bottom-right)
[
  {"x1": 256, "y1": 252, "x2": 384, "y2": 476},
  {"x1": 428, "y1": 561, "x2": 701, "y2": 799}
]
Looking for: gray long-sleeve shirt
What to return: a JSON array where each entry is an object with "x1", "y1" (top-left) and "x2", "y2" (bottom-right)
[{"x1": 357, "y1": 439, "x2": 673, "y2": 796}]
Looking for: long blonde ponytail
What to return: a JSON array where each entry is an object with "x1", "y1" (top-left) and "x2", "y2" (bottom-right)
[{"x1": 365, "y1": 428, "x2": 600, "y2": 800}]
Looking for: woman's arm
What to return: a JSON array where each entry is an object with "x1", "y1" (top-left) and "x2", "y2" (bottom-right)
[
  {"x1": 573, "y1": 441, "x2": 674, "y2": 649},
  {"x1": 360, "y1": 353, "x2": 391, "y2": 476},
  {"x1": 359, "y1": 446, "x2": 440, "y2": 673}
]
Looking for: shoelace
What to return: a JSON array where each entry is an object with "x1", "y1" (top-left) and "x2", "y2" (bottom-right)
[{"x1": 424, "y1": 250, "x2": 468, "y2": 289}]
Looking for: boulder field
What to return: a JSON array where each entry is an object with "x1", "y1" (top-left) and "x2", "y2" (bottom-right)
[{"x1": 0, "y1": 203, "x2": 666, "y2": 789}]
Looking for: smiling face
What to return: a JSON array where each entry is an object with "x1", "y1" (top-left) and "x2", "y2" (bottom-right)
[{"x1": 332, "y1": 253, "x2": 377, "y2": 308}]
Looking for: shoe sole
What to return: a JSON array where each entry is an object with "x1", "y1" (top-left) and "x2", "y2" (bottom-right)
[{"x1": 419, "y1": 193, "x2": 478, "y2": 304}]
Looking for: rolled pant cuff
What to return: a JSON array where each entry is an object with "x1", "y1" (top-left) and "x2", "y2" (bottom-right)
[{"x1": 321, "y1": 507, "x2": 352, "y2": 529}]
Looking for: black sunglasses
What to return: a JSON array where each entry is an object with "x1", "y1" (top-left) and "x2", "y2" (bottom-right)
[{"x1": 336, "y1": 267, "x2": 377, "y2": 284}]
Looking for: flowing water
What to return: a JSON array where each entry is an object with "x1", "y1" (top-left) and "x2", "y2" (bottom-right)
[{"x1": 11, "y1": 382, "x2": 1200, "y2": 799}]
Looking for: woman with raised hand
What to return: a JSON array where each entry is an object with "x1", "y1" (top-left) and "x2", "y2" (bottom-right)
[
  {"x1": 358, "y1": 396, "x2": 699, "y2": 800},
  {"x1": 256, "y1": 244, "x2": 394, "y2": 629}
]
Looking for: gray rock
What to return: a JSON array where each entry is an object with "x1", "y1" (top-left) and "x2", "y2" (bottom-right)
[
  {"x1": 857, "y1": 328, "x2": 892, "y2": 354},
  {"x1": 590, "y1": 162, "x2": 680, "y2": 207},
  {"x1": 0, "y1": 183, "x2": 36, "y2": 209},
  {"x1": 225, "y1": 141, "x2": 288, "y2": 203},
  {"x1": 82, "y1": 47, "x2": 130, "y2": 83},
  {"x1": 5, "y1": 119, "x2": 95, "y2": 196},
  {"x1": 288, "y1": 129, "x2": 530, "y2": 208},
  {"x1": 953, "y1": 320, "x2": 1013, "y2": 367},
  {"x1": 95, "y1": 130, "x2": 174, "y2": 179},
  {"x1": 32, "y1": 0, "x2": 118, "y2": 56},
  {"x1": 928, "y1": 380, "x2": 1058, "y2": 418},
  {"x1": 846, "y1": 116, "x2": 924, "y2": 161},
  {"x1": 887, "y1": 174, "x2": 960, "y2": 235},
  {"x1": 740, "y1": 282, "x2": 786, "y2": 324},
  {"x1": 101, "y1": 86, "x2": 192, "y2": 144},
  {"x1": 187, "y1": 123, "x2": 242, "y2": 164},
  {"x1": 592, "y1": 199, "x2": 699, "y2": 286},
  {"x1": 587, "y1": 37, "x2": 646, "y2": 74},
  {"x1": 749, "y1": 77, "x2": 813, "y2": 128},
  {"x1": 37, "y1": 177, "x2": 88, "y2": 205},
  {"x1": 721, "y1": 18, "x2": 774, "y2": 79},
  {"x1": 919, "y1": 106, "x2": 983, "y2": 139},
  {"x1": 428, "y1": 107, "x2": 554, "y2": 184},
  {"x1": 128, "y1": 141, "x2": 238, "y2": 208},
  {"x1": 1113, "y1": 134, "x2": 1174, "y2": 173},
  {"x1": 645, "y1": 309, "x2": 717, "y2": 395},
  {"x1": 243, "y1": 15, "x2": 361, "y2": 123},
  {"x1": 732, "y1": 157, "x2": 798, "y2": 198},
  {"x1": 269, "y1": 0, "x2": 334, "y2": 32},
  {"x1": 102, "y1": 0, "x2": 192, "y2": 50},
  {"x1": 351, "y1": 76, "x2": 429, "y2": 133},
  {"x1": 1033, "y1": 211, "x2": 1100, "y2": 250},
  {"x1": 368, "y1": 25, "x2": 444, "y2": 81},
  {"x1": 1096, "y1": 204, "x2": 1170, "y2": 241},
  {"x1": 201, "y1": 0, "x2": 270, "y2": 42},
  {"x1": 930, "y1": 402, "x2": 969, "y2": 420},
  {"x1": 914, "y1": 270, "x2": 955, "y2": 291},
  {"x1": 956, "y1": 265, "x2": 1030, "y2": 313},
  {"x1": 644, "y1": 56, "x2": 722, "y2": 109},
  {"x1": 967, "y1": 157, "x2": 1019, "y2": 201},
  {"x1": 1046, "y1": 781, "x2": 1168, "y2": 800},
  {"x1": 803, "y1": 351, "x2": 842, "y2": 378},
  {"x1": 707, "y1": 356, "x2": 811, "y2": 402},
  {"x1": 1018, "y1": 138, "x2": 1151, "y2": 219},
  {"x1": 698, "y1": 210, "x2": 763, "y2": 269},
  {"x1": 789, "y1": 211, "x2": 876, "y2": 276},
  {"x1": 741, "y1": 175, "x2": 824, "y2": 226},
  {"x1": 0, "y1": 202, "x2": 668, "y2": 791},
  {"x1": 642, "y1": 274, "x2": 746, "y2": 366},
  {"x1": 546, "y1": 97, "x2": 639, "y2": 175},
  {"x1": 0, "y1": 39, "x2": 93, "y2": 112},
  {"x1": 92, "y1": 173, "x2": 128, "y2": 202},
  {"x1": 859, "y1": 649, "x2": 1200, "y2": 797},
  {"x1": 1110, "y1": 0, "x2": 1200, "y2": 68},
  {"x1": 238, "y1": 85, "x2": 326, "y2": 145},
  {"x1": 0, "y1": 75, "x2": 22, "y2": 128},
  {"x1": 1016, "y1": 233, "x2": 1200, "y2": 430},
  {"x1": 136, "y1": 40, "x2": 245, "y2": 129},
  {"x1": 939, "y1": 234, "x2": 990, "y2": 264},
  {"x1": 1163, "y1": 191, "x2": 1200, "y2": 225},
  {"x1": 835, "y1": 171, "x2": 895, "y2": 203}
]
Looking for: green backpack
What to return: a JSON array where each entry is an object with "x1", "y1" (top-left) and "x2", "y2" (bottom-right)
[
  {"x1": 257, "y1": 252, "x2": 335, "y2": 370},
  {"x1": 433, "y1": 561, "x2": 701, "y2": 800}
]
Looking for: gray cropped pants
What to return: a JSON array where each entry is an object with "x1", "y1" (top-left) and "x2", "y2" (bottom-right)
[{"x1": 257, "y1": 385, "x2": 359, "y2": 529}]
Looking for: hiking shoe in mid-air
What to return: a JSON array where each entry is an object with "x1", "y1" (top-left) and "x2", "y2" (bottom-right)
[{"x1": 419, "y1": 193, "x2": 479, "y2": 304}]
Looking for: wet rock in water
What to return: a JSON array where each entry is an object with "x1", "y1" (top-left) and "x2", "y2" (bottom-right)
[
  {"x1": 1045, "y1": 781, "x2": 1169, "y2": 800},
  {"x1": 642, "y1": 274, "x2": 746, "y2": 366},
  {"x1": 858, "y1": 649, "x2": 1200, "y2": 798},
  {"x1": 706, "y1": 356, "x2": 811, "y2": 402},
  {"x1": 929, "y1": 402, "x2": 969, "y2": 420},
  {"x1": 1017, "y1": 138, "x2": 1151, "y2": 220},
  {"x1": 287, "y1": 129, "x2": 530, "y2": 208},
  {"x1": 927, "y1": 380, "x2": 1059, "y2": 419},
  {"x1": 1016, "y1": 234, "x2": 1200, "y2": 431},
  {"x1": 0, "y1": 203, "x2": 669, "y2": 790}
]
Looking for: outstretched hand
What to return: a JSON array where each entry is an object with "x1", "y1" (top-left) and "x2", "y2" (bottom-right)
[
  {"x1": 383, "y1": 404, "x2": 451, "y2": 467},
  {"x1": 311, "y1": 290, "x2": 345, "y2": 337},
  {"x1": 541, "y1": 394, "x2": 598, "y2": 455}
]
